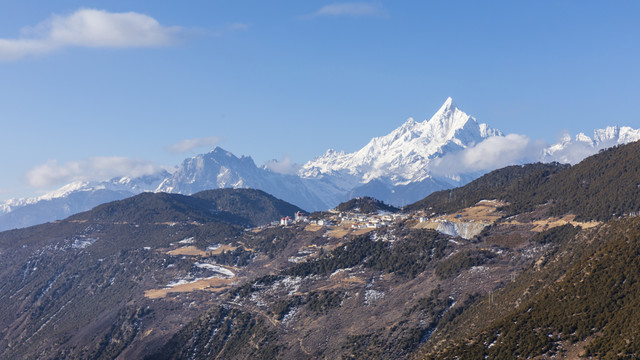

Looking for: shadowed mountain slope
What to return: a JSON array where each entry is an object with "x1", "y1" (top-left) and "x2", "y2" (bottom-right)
[
  {"x1": 0, "y1": 189, "x2": 302, "y2": 360},
  {"x1": 408, "y1": 140, "x2": 640, "y2": 221}
]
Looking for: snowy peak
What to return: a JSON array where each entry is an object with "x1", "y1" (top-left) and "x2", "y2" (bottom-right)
[
  {"x1": 429, "y1": 96, "x2": 463, "y2": 132},
  {"x1": 417, "y1": 97, "x2": 502, "y2": 145},
  {"x1": 570, "y1": 126, "x2": 640, "y2": 148},
  {"x1": 591, "y1": 125, "x2": 640, "y2": 147},
  {"x1": 544, "y1": 125, "x2": 640, "y2": 164},
  {"x1": 156, "y1": 146, "x2": 260, "y2": 194},
  {"x1": 594, "y1": 126, "x2": 620, "y2": 144},
  {"x1": 203, "y1": 146, "x2": 257, "y2": 168},
  {"x1": 154, "y1": 146, "x2": 343, "y2": 211},
  {"x1": 434, "y1": 96, "x2": 457, "y2": 116},
  {"x1": 572, "y1": 126, "x2": 640, "y2": 148},
  {"x1": 379, "y1": 97, "x2": 499, "y2": 151},
  {"x1": 575, "y1": 133, "x2": 592, "y2": 144},
  {"x1": 301, "y1": 97, "x2": 502, "y2": 184},
  {"x1": 617, "y1": 126, "x2": 640, "y2": 144},
  {"x1": 443, "y1": 96, "x2": 456, "y2": 108}
]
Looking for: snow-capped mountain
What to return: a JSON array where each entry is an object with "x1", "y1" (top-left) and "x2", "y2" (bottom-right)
[
  {"x1": 1, "y1": 97, "x2": 639, "y2": 231},
  {"x1": 155, "y1": 147, "x2": 342, "y2": 212},
  {"x1": 543, "y1": 126, "x2": 640, "y2": 164},
  {"x1": 0, "y1": 171, "x2": 169, "y2": 231},
  {"x1": 301, "y1": 97, "x2": 502, "y2": 185},
  {"x1": 138, "y1": 96, "x2": 512, "y2": 213},
  {"x1": 299, "y1": 97, "x2": 504, "y2": 205}
]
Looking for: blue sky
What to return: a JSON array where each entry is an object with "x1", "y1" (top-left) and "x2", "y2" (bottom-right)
[{"x1": 1, "y1": 1, "x2": 639, "y2": 200}]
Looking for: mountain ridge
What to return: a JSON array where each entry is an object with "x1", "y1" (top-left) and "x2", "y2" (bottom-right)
[
  {"x1": 1, "y1": 98, "x2": 639, "y2": 231},
  {"x1": 299, "y1": 96, "x2": 502, "y2": 186}
]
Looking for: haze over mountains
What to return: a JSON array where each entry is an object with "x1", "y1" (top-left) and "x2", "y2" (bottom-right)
[{"x1": 1, "y1": 97, "x2": 638, "y2": 231}]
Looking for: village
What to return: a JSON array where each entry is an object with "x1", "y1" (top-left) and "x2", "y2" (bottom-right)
[
  {"x1": 268, "y1": 199, "x2": 588, "y2": 241},
  {"x1": 267, "y1": 198, "x2": 503, "y2": 233},
  {"x1": 274, "y1": 209, "x2": 410, "y2": 230}
]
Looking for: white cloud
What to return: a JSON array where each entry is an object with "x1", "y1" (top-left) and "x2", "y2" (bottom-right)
[
  {"x1": 541, "y1": 132, "x2": 603, "y2": 165},
  {"x1": 167, "y1": 136, "x2": 221, "y2": 153},
  {"x1": 544, "y1": 144, "x2": 595, "y2": 165},
  {"x1": 311, "y1": 2, "x2": 385, "y2": 17},
  {"x1": 209, "y1": 22, "x2": 250, "y2": 37},
  {"x1": 226, "y1": 23, "x2": 250, "y2": 32},
  {"x1": 25, "y1": 157, "x2": 162, "y2": 188},
  {"x1": 0, "y1": 9, "x2": 180, "y2": 61},
  {"x1": 263, "y1": 156, "x2": 301, "y2": 175},
  {"x1": 431, "y1": 134, "x2": 547, "y2": 177}
]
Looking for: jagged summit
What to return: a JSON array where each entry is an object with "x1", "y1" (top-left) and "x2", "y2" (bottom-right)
[
  {"x1": 154, "y1": 146, "x2": 339, "y2": 212},
  {"x1": 209, "y1": 146, "x2": 238, "y2": 157},
  {"x1": 444, "y1": 95, "x2": 455, "y2": 106},
  {"x1": 209, "y1": 146, "x2": 229, "y2": 154},
  {"x1": 415, "y1": 97, "x2": 495, "y2": 144},
  {"x1": 543, "y1": 125, "x2": 640, "y2": 164},
  {"x1": 300, "y1": 97, "x2": 501, "y2": 185},
  {"x1": 433, "y1": 96, "x2": 457, "y2": 116},
  {"x1": 433, "y1": 96, "x2": 457, "y2": 112},
  {"x1": 156, "y1": 147, "x2": 261, "y2": 195},
  {"x1": 203, "y1": 146, "x2": 255, "y2": 165}
]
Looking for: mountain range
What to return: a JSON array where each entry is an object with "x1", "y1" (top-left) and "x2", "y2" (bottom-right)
[
  {"x1": 1, "y1": 97, "x2": 638, "y2": 231},
  {"x1": 3, "y1": 141, "x2": 640, "y2": 358}
]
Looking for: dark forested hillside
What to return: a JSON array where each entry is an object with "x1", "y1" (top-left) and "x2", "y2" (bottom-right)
[
  {"x1": 404, "y1": 162, "x2": 568, "y2": 214},
  {"x1": 408, "y1": 141, "x2": 640, "y2": 221},
  {"x1": 422, "y1": 217, "x2": 640, "y2": 359},
  {"x1": 67, "y1": 188, "x2": 302, "y2": 227},
  {"x1": 335, "y1": 196, "x2": 399, "y2": 214},
  {"x1": 192, "y1": 188, "x2": 304, "y2": 226},
  {"x1": 68, "y1": 192, "x2": 234, "y2": 224}
]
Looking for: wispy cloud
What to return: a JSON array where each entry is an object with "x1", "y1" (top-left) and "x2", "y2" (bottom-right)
[
  {"x1": 263, "y1": 156, "x2": 301, "y2": 175},
  {"x1": 431, "y1": 134, "x2": 547, "y2": 177},
  {"x1": 0, "y1": 8, "x2": 180, "y2": 61},
  {"x1": 25, "y1": 157, "x2": 163, "y2": 188},
  {"x1": 309, "y1": 2, "x2": 386, "y2": 18},
  {"x1": 167, "y1": 136, "x2": 222, "y2": 154},
  {"x1": 210, "y1": 22, "x2": 250, "y2": 37},
  {"x1": 226, "y1": 23, "x2": 250, "y2": 32}
]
